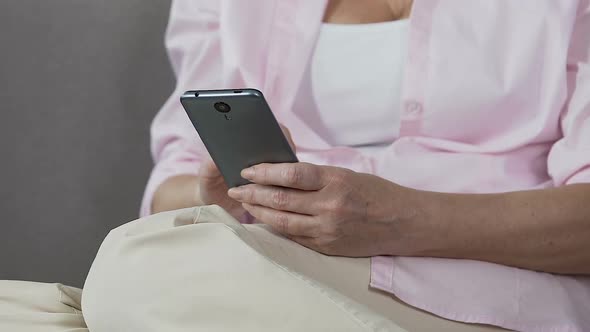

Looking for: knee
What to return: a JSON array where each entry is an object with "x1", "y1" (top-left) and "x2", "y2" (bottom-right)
[{"x1": 81, "y1": 213, "x2": 247, "y2": 330}]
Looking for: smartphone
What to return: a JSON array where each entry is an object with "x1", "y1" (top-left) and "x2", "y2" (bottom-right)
[{"x1": 180, "y1": 88, "x2": 298, "y2": 188}]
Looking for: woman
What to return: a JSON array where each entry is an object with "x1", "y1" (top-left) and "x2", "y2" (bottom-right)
[{"x1": 2, "y1": 0, "x2": 589, "y2": 331}]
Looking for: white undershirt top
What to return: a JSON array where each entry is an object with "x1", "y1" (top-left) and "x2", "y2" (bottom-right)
[{"x1": 294, "y1": 20, "x2": 409, "y2": 151}]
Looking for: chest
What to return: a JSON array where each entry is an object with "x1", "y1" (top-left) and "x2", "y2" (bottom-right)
[
  {"x1": 216, "y1": 0, "x2": 579, "y2": 148},
  {"x1": 323, "y1": 0, "x2": 413, "y2": 23},
  {"x1": 294, "y1": 20, "x2": 410, "y2": 148}
]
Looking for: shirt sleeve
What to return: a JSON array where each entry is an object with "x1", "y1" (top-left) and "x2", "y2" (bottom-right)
[
  {"x1": 140, "y1": 0, "x2": 221, "y2": 217},
  {"x1": 547, "y1": 0, "x2": 590, "y2": 186}
]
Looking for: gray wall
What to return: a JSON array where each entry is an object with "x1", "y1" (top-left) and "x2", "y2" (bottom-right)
[{"x1": 0, "y1": 1, "x2": 175, "y2": 287}]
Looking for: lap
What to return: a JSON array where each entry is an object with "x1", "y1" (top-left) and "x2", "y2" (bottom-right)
[
  {"x1": 245, "y1": 225, "x2": 505, "y2": 332},
  {"x1": 0, "y1": 280, "x2": 87, "y2": 332},
  {"x1": 82, "y1": 206, "x2": 506, "y2": 332},
  {"x1": 82, "y1": 206, "x2": 398, "y2": 331}
]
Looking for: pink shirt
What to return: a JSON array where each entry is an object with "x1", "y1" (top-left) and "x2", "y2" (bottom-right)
[{"x1": 142, "y1": 1, "x2": 590, "y2": 330}]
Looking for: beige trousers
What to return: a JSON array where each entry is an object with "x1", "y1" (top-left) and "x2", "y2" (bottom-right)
[{"x1": 1, "y1": 206, "x2": 507, "y2": 332}]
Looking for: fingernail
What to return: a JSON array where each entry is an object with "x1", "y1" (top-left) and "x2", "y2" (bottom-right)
[
  {"x1": 241, "y1": 167, "x2": 254, "y2": 179},
  {"x1": 228, "y1": 187, "x2": 243, "y2": 199}
]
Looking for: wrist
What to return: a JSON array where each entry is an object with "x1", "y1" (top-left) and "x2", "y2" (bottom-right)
[
  {"x1": 382, "y1": 186, "x2": 448, "y2": 256},
  {"x1": 393, "y1": 190, "x2": 494, "y2": 259}
]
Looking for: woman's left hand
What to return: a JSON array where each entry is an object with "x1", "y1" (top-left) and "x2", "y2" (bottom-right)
[{"x1": 227, "y1": 162, "x2": 421, "y2": 257}]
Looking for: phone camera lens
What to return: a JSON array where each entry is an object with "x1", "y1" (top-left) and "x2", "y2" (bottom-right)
[{"x1": 214, "y1": 102, "x2": 231, "y2": 113}]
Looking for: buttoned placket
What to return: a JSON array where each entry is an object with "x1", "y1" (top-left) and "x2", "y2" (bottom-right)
[{"x1": 399, "y1": 0, "x2": 438, "y2": 137}]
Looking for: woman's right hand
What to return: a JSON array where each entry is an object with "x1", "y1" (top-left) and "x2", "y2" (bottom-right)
[{"x1": 197, "y1": 158, "x2": 246, "y2": 219}]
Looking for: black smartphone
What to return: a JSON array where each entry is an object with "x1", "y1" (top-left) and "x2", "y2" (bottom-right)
[{"x1": 180, "y1": 88, "x2": 298, "y2": 188}]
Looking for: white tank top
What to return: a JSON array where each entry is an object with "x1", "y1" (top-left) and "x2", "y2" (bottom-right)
[{"x1": 293, "y1": 20, "x2": 409, "y2": 151}]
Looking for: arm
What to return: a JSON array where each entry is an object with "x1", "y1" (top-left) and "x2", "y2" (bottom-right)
[
  {"x1": 437, "y1": 1, "x2": 590, "y2": 275},
  {"x1": 410, "y1": 184, "x2": 590, "y2": 275},
  {"x1": 229, "y1": 163, "x2": 590, "y2": 275},
  {"x1": 152, "y1": 175, "x2": 199, "y2": 214},
  {"x1": 141, "y1": 0, "x2": 221, "y2": 216}
]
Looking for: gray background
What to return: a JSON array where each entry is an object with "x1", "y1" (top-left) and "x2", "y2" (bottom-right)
[{"x1": 0, "y1": 1, "x2": 175, "y2": 287}]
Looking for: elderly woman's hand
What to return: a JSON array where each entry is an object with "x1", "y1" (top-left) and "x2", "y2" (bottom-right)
[{"x1": 227, "y1": 162, "x2": 421, "y2": 256}]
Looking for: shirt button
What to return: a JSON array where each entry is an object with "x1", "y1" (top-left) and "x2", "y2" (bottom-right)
[
  {"x1": 404, "y1": 100, "x2": 423, "y2": 117},
  {"x1": 406, "y1": 100, "x2": 422, "y2": 115}
]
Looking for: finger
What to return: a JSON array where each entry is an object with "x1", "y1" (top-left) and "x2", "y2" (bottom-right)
[
  {"x1": 279, "y1": 123, "x2": 296, "y2": 153},
  {"x1": 228, "y1": 184, "x2": 320, "y2": 215},
  {"x1": 241, "y1": 162, "x2": 327, "y2": 190},
  {"x1": 242, "y1": 203, "x2": 317, "y2": 237}
]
